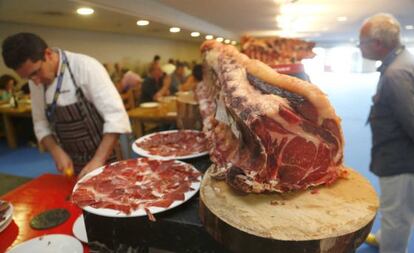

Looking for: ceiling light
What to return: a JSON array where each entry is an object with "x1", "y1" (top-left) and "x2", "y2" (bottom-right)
[
  {"x1": 216, "y1": 37, "x2": 224, "y2": 42},
  {"x1": 406, "y1": 25, "x2": 414, "y2": 30},
  {"x1": 191, "y1": 32, "x2": 200, "y2": 37},
  {"x1": 337, "y1": 16, "x2": 347, "y2": 22},
  {"x1": 169, "y1": 27, "x2": 181, "y2": 33},
  {"x1": 274, "y1": 0, "x2": 296, "y2": 4},
  {"x1": 231, "y1": 41, "x2": 237, "y2": 45},
  {"x1": 76, "y1": 7, "x2": 94, "y2": 15},
  {"x1": 224, "y1": 39, "x2": 230, "y2": 44},
  {"x1": 280, "y1": 3, "x2": 326, "y2": 15},
  {"x1": 205, "y1": 35, "x2": 214, "y2": 40},
  {"x1": 137, "y1": 20, "x2": 149, "y2": 26}
]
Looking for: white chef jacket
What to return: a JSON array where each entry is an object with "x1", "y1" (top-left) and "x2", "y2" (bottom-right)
[{"x1": 29, "y1": 49, "x2": 131, "y2": 142}]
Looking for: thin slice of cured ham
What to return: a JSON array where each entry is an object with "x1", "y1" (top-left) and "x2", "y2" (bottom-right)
[
  {"x1": 135, "y1": 130, "x2": 208, "y2": 157},
  {"x1": 72, "y1": 158, "x2": 201, "y2": 215},
  {"x1": 196, "y1": 41, "x2": 345, "y2": 193}
]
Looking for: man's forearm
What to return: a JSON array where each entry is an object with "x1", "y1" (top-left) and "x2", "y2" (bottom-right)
[
  {"x1": 92, "y1": 133, "x2": 119, "y2": 164},
  {"x1": 40, "y1": 135, "x2": 62, "y2": 156}
]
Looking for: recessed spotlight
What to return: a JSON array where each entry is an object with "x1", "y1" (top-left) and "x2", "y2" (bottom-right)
[
  {"x1": 169, "y1": 27, "x2": 181, "y2": 33},
  {"x1": 224, "y1": 39, "x2": 230, "y2": 44},
  {"x1": 406, "y1": 25, "x2": 414, "y2": 30},
  {"x1": 191, "y1": 32, "x2": 200, "y2": 37},
  {"x1": 231, "y1": 41, "x2": 237, "y2": 45},
  {"x1": 205, "y1": 35, "x2": 214, "y2": 40},
  {"x1": 337, "y1": 16, "x2": 347, "y2": 22},
  {"x1": 216, "y1": 37, "x2": 224, "y2": 42},
  {"x1": 76, "y1": 7, "x2": 94, "y2": 15},
  {"x1": 137, "y1": 20, "x2": 149, "y2": 26}
]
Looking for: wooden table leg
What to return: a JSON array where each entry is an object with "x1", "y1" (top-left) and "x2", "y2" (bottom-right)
[
  {"x1": 2, "y1": 114, "x2": 17, "y2": 149},
  {"x1": 131, "y1": 118, "x2": 143, "y2": 138}
]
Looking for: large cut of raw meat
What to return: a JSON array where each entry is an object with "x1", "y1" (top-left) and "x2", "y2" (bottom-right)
[
  {"x1": 196, "y1": 41, "x2": 345, "y2": 193},
  {"x1": 240, "y1": 36, "x2": 316, "y2": 65}
]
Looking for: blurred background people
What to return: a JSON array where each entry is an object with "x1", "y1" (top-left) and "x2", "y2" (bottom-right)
[
  {"x1": 151, "y1": 55, "x2": 161, "y2": 69},
  {"x1": 161, "y1": 58, "x2": 176, "y2": 75},
  {"x1": 116, "y1": 68, "x2": 142, "y2": 94},
  {"x1": 0, "y1": 74, "x2": 17, "y2": 102},
  {"x1": 154, "y1": 62, "x2": 186, "y2": 100},
  {"x1": 141, "y1": 64, "x2": 164, "y2": 103},
  {"x1": 179, "y1": 64, "x2": 202, "y2": 92},
  {"x1": 110, "y1": 62, "x2": 123, "y2": 84}
]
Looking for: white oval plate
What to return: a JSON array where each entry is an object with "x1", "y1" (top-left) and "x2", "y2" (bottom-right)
[
  {"x1": 139, "y1": 102, "x2": 159, "y2": 108},
  {"x1": 7, "y1": 234, "x2": 82, "y2": 253},
  {"x1": 73, "y1": 159, "x2": 201, "y2": 218},
  {"x1": 132, "y1": 129, "x2": 209, "y2": 160},
  {"x1": 72, "y1": 215, "x2": 88, "y2": 243},
  {"x1": 0, "y1": 202, "x2": 13, "y2": 232}
]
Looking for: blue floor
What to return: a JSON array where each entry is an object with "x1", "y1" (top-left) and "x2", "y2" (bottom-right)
[
  {"x1": 0, "y1": 140, "x2": 56, "y2": 177},
  {"x1": 0, "y1": 71, "x2": 412, "y2": 252}
]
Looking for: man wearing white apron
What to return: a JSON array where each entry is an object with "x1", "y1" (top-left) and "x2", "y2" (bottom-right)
[{"x1": 2, "y1": 33, "x2": 131, "y2": 179}]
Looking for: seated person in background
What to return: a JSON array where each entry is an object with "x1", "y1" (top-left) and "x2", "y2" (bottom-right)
[
  {"x1": 116, "y1": 68, "x2": 142, "y2": 93},
  {"x1": 152, "y1": 55, "x2": 161, "y2": 68},
  {"x1": 154, "y1": 62, "x2": 186, "y2": 100},
  {"x1": 0, "y1": 74, "x2": 17, "y2": 102},
  {"x1": 141, "y1": 64, "x2": 165, "y2": 103},
  {"x1": 161, "y1": 58, "x2": 176, "y2": 75},
  {"x1": 110, "y1": 62, "x2": 123, "y2": 84},
  {"x1": 183, "y1": 61, "x2": 192, "y2": 77},
  {"x1": 179, "y1": 64, "x2": 203, "y2": 92}
]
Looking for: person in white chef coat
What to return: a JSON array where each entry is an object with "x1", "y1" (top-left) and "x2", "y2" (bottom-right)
[{"x1": 1, "y1": 33, "x2": 131, "y2": 179}]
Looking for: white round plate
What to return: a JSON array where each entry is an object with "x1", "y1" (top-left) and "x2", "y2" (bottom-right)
[
  {"x1": 0, "y1": 202, "x2": 13, "y2": 233},
  {"x1": 139, "y1": 102, "x2": 159, "y2": 108},
  {"x1": 132, "y1": 129, "x2": 209, "y2": 160},
  {"x1": 72, "y1": 215, "x2": 88, "y2": 243},
  {"x1": 73, "y1": 159, "x2": 201, "y2": 218},
  {"x1": 7, "y1": 234, "x2": 83, "y2": 253}
]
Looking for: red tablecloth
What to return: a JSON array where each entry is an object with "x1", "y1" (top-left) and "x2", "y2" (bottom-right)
[{"x1": 0, "y1": 174, "x2": 89, "y2": 252}]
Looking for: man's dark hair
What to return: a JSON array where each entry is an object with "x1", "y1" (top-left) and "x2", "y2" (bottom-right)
[
  {"x1": 2, "y1": 33, "x2": 48, "y2": 69},
  {"x1": 0, "y1": 74, "x2": 17, "y2": 90},
  {"x1": 153, "y1": 55, "x2": 160, "y2": 62}
]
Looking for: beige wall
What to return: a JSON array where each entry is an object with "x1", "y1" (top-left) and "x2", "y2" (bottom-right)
[{"x1": 0, "y1": 22, "x2": 201, "y2": 83}]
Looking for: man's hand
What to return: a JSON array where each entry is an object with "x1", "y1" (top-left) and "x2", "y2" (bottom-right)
[
  {"x1": 77, "y1": 158, "x2": 104, "y2": 180},
  {"x1": 52, "y1": 148, "x2": 73, "y2": 173},
  {"x1": 41, "y1": 135, "x2": 73, "y2": 174},
  {"x1": 77, "y1": 133, "x2": 119, "y2": 180}
]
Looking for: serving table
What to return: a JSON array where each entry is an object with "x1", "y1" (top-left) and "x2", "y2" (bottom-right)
[
  {"x1": 0, "y1": 159, "x2": 376, "y2": 252},
  {"x1": 0, "y1": 174, "x2": 89, "y2": 253},
  {"x1": 127, "y1": 106, "x2": 177, "y2": 138}
]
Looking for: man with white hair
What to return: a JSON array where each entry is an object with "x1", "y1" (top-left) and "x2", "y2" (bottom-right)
[{"x1": 359, "y1": 13, "x2": 414, "y2": 253}]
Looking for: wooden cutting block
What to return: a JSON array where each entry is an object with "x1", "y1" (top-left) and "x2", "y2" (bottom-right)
[{"x1": 200, "y1": 166, "x2": 379, "y2": 253}]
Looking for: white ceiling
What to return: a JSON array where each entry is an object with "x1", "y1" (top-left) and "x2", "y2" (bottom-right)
[{"x1": 1, "y1": 0, "x2": 414, "y2": 45}]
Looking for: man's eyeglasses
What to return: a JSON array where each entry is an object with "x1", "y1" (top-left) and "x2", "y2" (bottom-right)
[{"x1": 27, "y1": 60, "x2": 44, "y2": 81}]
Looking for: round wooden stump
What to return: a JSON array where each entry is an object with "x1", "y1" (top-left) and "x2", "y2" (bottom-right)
[{"x1": 200, "y1": 166, "x2": 379, "y2": 253}]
